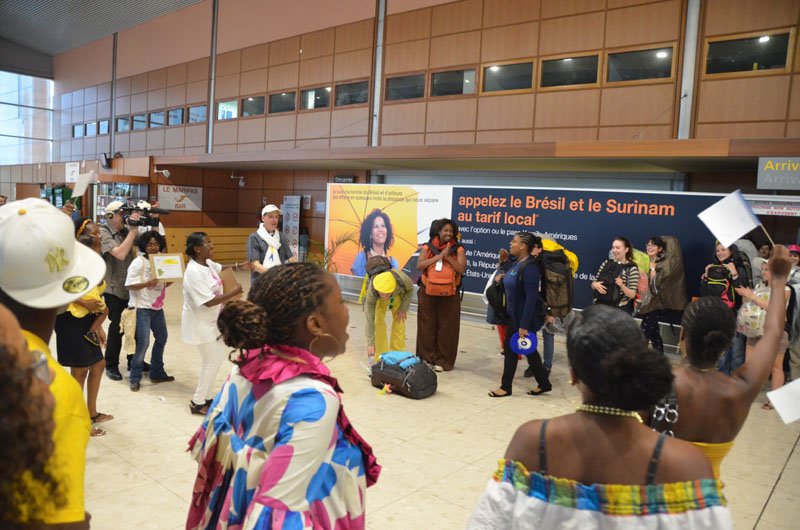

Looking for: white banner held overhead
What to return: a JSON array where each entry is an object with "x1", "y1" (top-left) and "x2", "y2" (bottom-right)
[
  {"x1": 158, "y1": 185, "x2": 203, "y2": 211},
  {"x1": 71, "y1": 170, "x2": 97, "y2": 197},
  {"x1": 282, "y1": 195, "x2": 301, "y2": 259},
  {"x1": 697, "y1": 190, "x2": 760, "y2": 248}
]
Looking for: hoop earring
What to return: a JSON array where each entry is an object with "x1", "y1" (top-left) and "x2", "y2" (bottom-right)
[{"x1": 309, "y1": 332, "x2": 341, "y2": 358}]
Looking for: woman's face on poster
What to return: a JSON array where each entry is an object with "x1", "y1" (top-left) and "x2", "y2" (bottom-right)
[{"x1": 371, "y1": 216, "x2": 387, "y2": 247}]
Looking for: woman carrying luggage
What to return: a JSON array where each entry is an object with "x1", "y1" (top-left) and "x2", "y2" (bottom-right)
[{"x1": 591, "y1": 236, "x2": 639, "y2": 314}]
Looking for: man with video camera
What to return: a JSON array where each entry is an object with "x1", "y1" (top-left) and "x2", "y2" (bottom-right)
[{"x1": 100, "y1": 200, "x2": 143, "y2": 381}]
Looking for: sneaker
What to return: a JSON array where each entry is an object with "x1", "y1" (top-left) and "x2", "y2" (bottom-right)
[
  {"x1": 106, "y1": 368, "x2": 123, "y2": 381},
  {"x1": 84, "y1": 331, "x2": 100, "y2": 346},
  {"x1": 190, "y1": 401, "x2": 209, "y2": 416},
  {"x1": 130, "y1": 381, "x2": 140, "y2": 392},
  {"x1": 150, "y1": 373, "x2": 175, "y2": 383}
]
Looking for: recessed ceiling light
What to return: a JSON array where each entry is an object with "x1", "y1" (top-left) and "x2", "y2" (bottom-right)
[
  {"x1": 563, "y1": 58, "x2": 573, "y2": 62},
  {"x1": 281, "y1": 92, "x2": 286, "y2": 96},
  {"x1": 489, "y1": 65, "x2": 500, "y2": 72},
  {"x1": 464, "y1": 79, "x2": 470, "y2": 83},
  {"x1": 247, "y1": 97, "x2": 253, "y2": 101},
  {"x1": 759, "y1": 35, "x2": 770, "y2": 43},
  {"x1": 656, "y1": 51, "x2": 668, "y2": 59},
  {"x1": 325, "y1": 86, "x2": 332, "y2": 92}
]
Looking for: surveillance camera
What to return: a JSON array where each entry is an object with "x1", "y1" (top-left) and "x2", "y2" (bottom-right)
[
  {"x1": 238, "y1": 179, "x2": 245, "y2": 188},
  {"x1": 162, "y1": 169, "x2": 171, "y2": 178}
]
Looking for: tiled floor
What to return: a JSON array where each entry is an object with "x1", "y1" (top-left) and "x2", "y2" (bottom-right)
[{"x1": 66, "y1": 271, "x2": 799, "y2": 529}]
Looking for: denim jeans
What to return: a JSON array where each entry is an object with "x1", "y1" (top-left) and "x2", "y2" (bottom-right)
[
  {"x1": 131, "y1": 308, "x2": 168, "y2": 383},
  {"x1": 717, "y1": 332, "x2": 746, "y2": 375},
  {"x1": 526, "y1": 329, "x2": 554, "y2": 371}
]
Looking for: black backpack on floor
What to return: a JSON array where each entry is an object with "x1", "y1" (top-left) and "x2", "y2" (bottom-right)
[{"x1": 371, "y1": 352, "x2": 437, "y2": 399}]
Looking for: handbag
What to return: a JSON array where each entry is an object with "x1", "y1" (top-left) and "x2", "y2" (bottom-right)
[{"x1": 119, "y1": 256, "x2": 146, "y2": 352}]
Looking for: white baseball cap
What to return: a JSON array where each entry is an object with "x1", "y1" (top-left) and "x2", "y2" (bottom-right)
[
  {"x1": 261, "y1": 204, "x2": 281, "y2": 216},
  {"x1": 106, "y1": 200, "x2": 125, "y2": 214},
  {"x1": 0, "y1": 198, "x2": 107, "y2": 309}
]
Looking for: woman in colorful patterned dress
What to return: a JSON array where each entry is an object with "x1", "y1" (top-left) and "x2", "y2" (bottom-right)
[
  {"x1": 469, "y1": 304, "x2": 731, "y2": 529},
  {"x1": 186, "y1": 262, "x2": 380, "y2": 530}
]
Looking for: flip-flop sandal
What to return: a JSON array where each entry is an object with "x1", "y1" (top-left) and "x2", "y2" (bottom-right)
[
  {"x1": 91, "y1": 412, "x2": 114, "y2": 423},
  {"x1": 761, "y1": 401, "x2": 774, "y2": 410},
  {"x1": 91, "y1": 425, "x2": 107, "y2": 437}
]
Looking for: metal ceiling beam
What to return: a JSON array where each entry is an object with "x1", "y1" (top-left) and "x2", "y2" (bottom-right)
[{"x1": 0, "y1": 37, "x2": 52, "y2": 78}]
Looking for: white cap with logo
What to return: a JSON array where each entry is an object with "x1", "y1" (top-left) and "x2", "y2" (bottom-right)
[
  {"x1": 0, "y1": 198, "x2": 107, "y2": 309},
  {"x1": 261, "y1": 204, "x2": 281, "y2": 216}
]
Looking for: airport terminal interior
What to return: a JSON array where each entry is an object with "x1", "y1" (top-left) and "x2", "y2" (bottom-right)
[{"x1": 1, "y1": 0, "x2": 800, "y2": 528}]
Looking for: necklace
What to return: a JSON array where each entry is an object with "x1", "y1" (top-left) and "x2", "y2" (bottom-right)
[
  {"x1": 689, "y1": 364, "x2": 715, "y2": 373},
  {"x1": 576, "y1": 404, "x2": 643, "y2": 423}
]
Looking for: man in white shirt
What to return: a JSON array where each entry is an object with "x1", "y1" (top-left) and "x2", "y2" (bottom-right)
[{"x1": 246, "y1": 204, "x2": 295, "y2": 286}]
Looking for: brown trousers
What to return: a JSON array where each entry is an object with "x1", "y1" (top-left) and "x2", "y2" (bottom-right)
[{"x1": 415, "y1": 289, "x2": 461, "y2": 370}]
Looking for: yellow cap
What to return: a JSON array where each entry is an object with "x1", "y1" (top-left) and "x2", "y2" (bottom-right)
[{"x1": 372, "y1": 271, "x2": 396, "y2": 294}]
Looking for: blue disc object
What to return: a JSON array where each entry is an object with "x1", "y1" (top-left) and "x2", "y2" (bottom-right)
[{"x1": 509, "y1": 332, "x2": 538, "y2": 355}]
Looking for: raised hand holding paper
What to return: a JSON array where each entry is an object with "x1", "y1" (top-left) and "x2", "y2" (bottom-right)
[{"x1": 697, "y1": 190, "x2": 760, "y2": 248}]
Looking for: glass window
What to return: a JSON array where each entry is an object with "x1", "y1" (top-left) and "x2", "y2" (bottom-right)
[
  {"x1": 541, "y1": 55, "x2": 599, "y2": 87},
  {"x1": 72, "y1": 124, "x2": 84, "y2": 138},
  {"x1": 300, "y1": 86, "x2": 331, "y2": 110},
  {"x1": 85, "y1": 122, "x2": 97, "y2": 136},
  {"x1": 0, "y1": 71, "x2": 53, "y2": 164},
  {"x1": 149, "y1": 111, "x2": 164, "y2": 128},
  {"x1": 607, "y1": 47, "x2": 673, "y2": 82},
  {"x1": 98, "y1": 120, "x2": 109, "y2": 135},
  {"x1": 116, "y1": 117, "x2": 130, "y2": 132},
  {"x1": 706, "y1": 33, "x2": 790, "y2": 75},
  {"x1": 132, "y1": 114, "x2": 147, "y2": 130},
  {"x1": 482, "y1": 62, "x2": 534, "y2": 92},
  {"x1": 269, "y1": 92, "x2": 296, "y2": 113},
  {"x1": 431, "y1": 69, "x2": 476, "y2": 97},
  {"x1": 167, "y1": 108, "x2": 184, "y2": 126},
  {"x1": 241, "y1": 95, "x2": 266, "y2": 116},
  {"x1": 188, "y1": 105, "x2": 207, "y2": 123},
  {"x1": 335, "y1": 81, "x2": 369, "y2": 106},
  {"x1": 386, "y1": 74, "x2": 425, "y2": 100},
  {"x1": 216, "y1": 100, "x2": 238, "y2": 120}
]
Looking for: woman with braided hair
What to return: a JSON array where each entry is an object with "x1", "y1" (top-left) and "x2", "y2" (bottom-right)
[
  {"x1": 651, "y1": 245, "x2": 792, "y2": 478},
  {"x1": 186, "y1": 263, "x2": 380, "y2": 530}
]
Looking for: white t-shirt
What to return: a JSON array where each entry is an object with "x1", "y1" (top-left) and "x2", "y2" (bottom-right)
[
  {"x1": 182, "y1": 258, "x2": 224, "y2": 345},
  {"x1": 124, "y1": 256, "x2": 167, "y2": 310}
]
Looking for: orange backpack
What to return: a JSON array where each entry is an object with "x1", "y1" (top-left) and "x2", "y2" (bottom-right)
[{"x1": 422, "y1": 243, "x2": 461, "y2": 297}]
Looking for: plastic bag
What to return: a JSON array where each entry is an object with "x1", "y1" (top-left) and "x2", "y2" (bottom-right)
[{"x1": 736, "y1": 286, "x2": 770, "y2": 338}]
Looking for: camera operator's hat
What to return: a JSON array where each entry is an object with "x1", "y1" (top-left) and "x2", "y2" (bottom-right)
[
  {"x1": 261, "y1": 204, "x2": 281, "y2": 216},
  {"x1": 0, "y1": 198, "x2": 106, "y2": 309},
  {"x1": 105, "y1": 200, "x2": 125, "y2": 214},
  {"x1": 136, "y1": 200, "x2": 152, "y2": 209}
]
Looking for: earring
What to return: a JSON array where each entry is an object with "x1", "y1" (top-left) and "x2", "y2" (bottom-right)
[{"x1": 309, "y1": 332, "x2": 341, "y2": 358}]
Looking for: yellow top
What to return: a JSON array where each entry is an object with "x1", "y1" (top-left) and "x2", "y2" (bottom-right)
[
  {"x1": 690, "y1": 440, "x2": 734, "y2": 480},
  {"x1": 22, "y1": 330, "x2": 90, "y2": 523},
  {"x1": 67, "y1": 280, "x2": 107, "y2": 318}
]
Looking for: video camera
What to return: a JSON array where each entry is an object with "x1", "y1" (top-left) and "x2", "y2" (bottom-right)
[{"x1": 119, "y1": 201, "x2": 170, "y2": 228}]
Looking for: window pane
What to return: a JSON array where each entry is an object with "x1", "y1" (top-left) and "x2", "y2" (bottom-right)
[
  {"x1": 217, "y1": 100, "x2": 238, "y2": 120},
  {"x1": 269, "y1": 92, "x2": 296, "y2": 113},
  {"x1": 0, "y1": 72, "x2": 53, "y2": 164},
  {"x1": 188, "y1": 105, "x2": 207, "y2": 123},
  {"x1": 241, "y1": 95, "x2": 266, "y2": 116},
  {"x1": 335, "y1": 81, "x2": 369, "y2": 106},
  {"x1": 431, "y1": 69, "x2": 476, "y2": 96},
  {"x1": 301, "y1": 86, "x2": 331, "y2": 110},
  {"x1": 85, "y1": 122, "x2": 97, "y2": 136},
  {"x1": 706, "y1": 33, "x2": 790, "y2": 74},
  {"x1": 132, "y1": 114, "x2": 147, "y2": 130},
  {"x1": 607, "y1": 47, "x2": 672, "y2": 82},
  {"x1": 149, "y1": 111, "x2": 164, "y2": 128},
  {"x1": 0, "y1": 71, "x2": 53, "y2": 108},
  {"x1": 116, "y1": 117, "x2": 130, "y2": 132},
  {"x1": 0, "y1": 103, "x2": 52, "y2": 138},
  {"x1": 99, "y1": 120, "x2": 109, "y2": 135},
  {"x1": 167, "y1": 108, "x2": 184, "y2": 126},
  {"x1": 0, "y1": 138, "x2": 51, "y2": 165},
  {"x1": 482, "y1": 62, "x2": 533, "y2": 92},
  {"x1": 386, "y1": 74, "x2": 425, "y2": 100},
  {"x1": 541, "y1": 55, "x2": 598, "y2": 87},
  {"x1": 72, "y1": 124, "x2": 84, "y2": 137}
]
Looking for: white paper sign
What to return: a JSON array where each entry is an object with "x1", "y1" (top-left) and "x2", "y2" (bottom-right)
[
  {"x1": 697, "y1": 190, "x2": 760, "y2": 248},
  {"x1": 767, "y1": 378, "x2": 800, "y2": 424},
  {"x1": 71, "y1": 171, "x2": 96, "y2": 197},
  {"x1": 282, "y1": 195, "x2": 301, "y2": 259},
  {"x1": 158, "y1": 184, "x2": 203, "y2": 211},
  {"x1": 65, "y1": 162, "x2": 80, "y2": 183}
]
